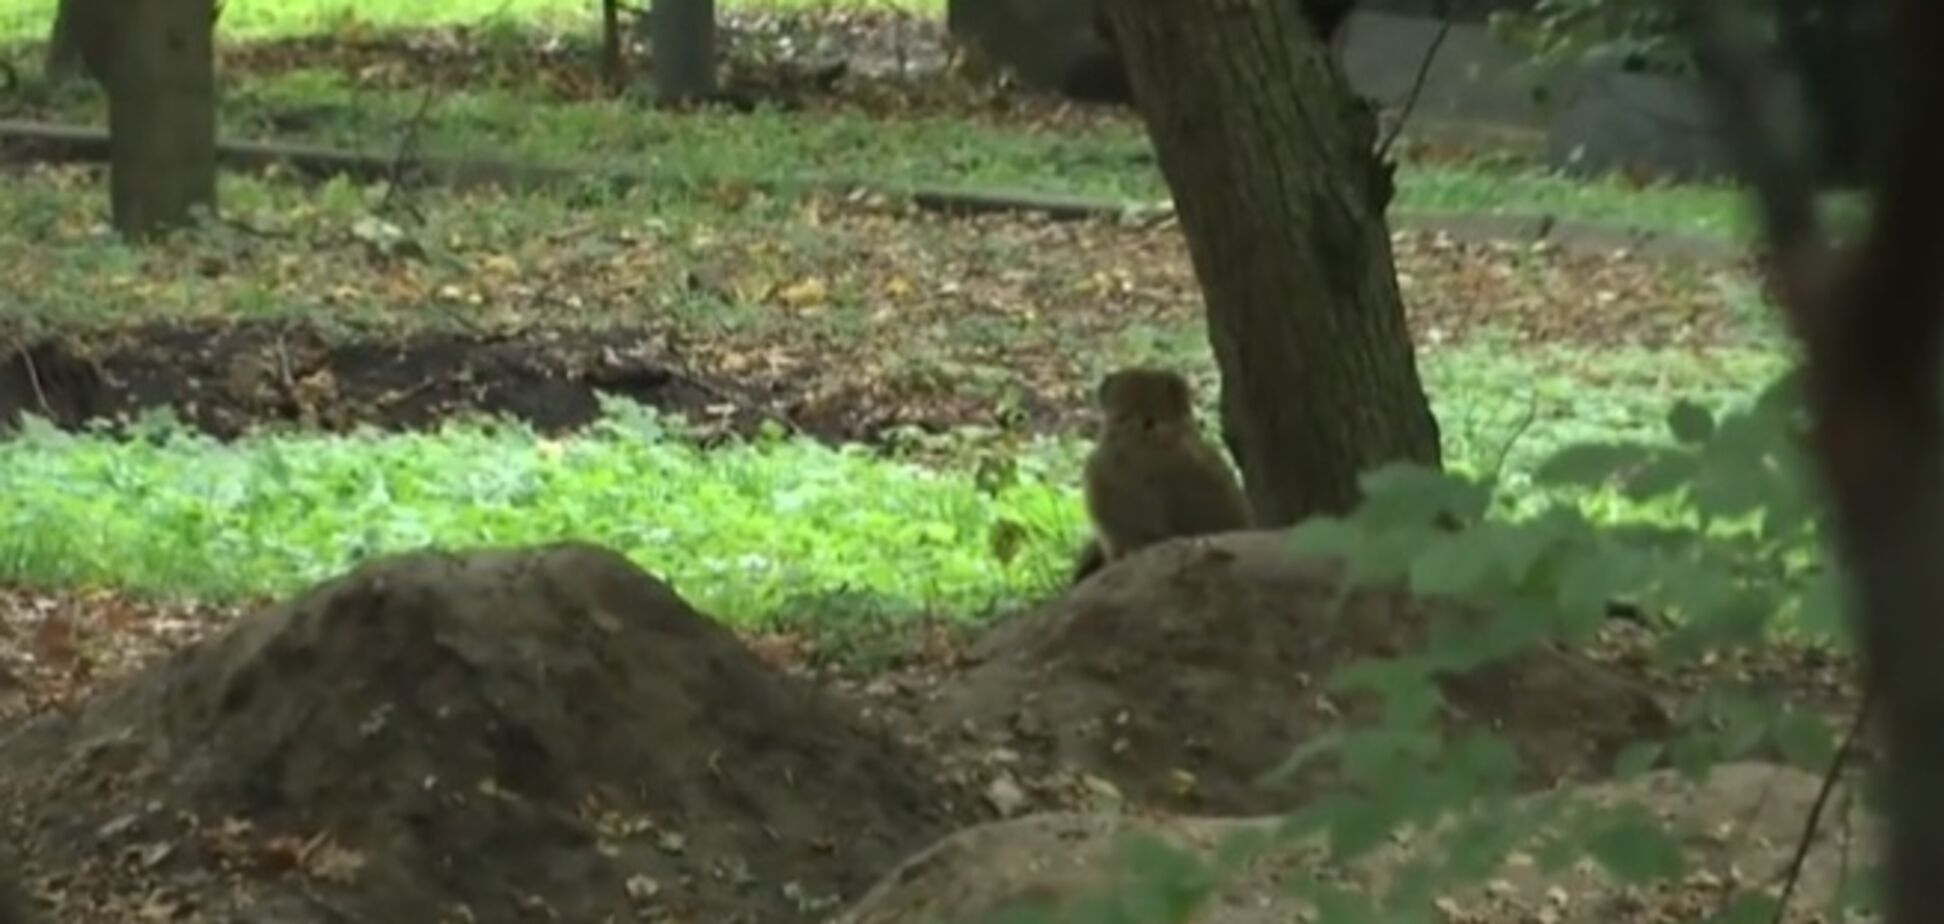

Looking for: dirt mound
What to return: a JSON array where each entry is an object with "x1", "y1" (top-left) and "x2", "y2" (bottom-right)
[
  {"x1": 835, "y1": 762, "x2": 1872, "y2": 924},
  {"x1": 925, "y1": 532, "x2": 1672, "y2": 815},
  {"x1": 0, "y1": 543, "x2": 975, "y2": 923}
]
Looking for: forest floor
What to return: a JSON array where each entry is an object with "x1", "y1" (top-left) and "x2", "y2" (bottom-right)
[{"x1": 0, "y1": 7, "x2": 1865, "y2": 923}]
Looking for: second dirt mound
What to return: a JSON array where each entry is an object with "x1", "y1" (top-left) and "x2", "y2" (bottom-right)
[
  {"x1": 927, "y1": 532, "x2": 1671, "y2": 815},
  {"x1": 0, "y1": 543, "x2": 973, "y2": 923}
]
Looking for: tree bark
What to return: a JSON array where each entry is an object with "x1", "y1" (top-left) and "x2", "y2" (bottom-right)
[
  {"x1": 43, "y1": 0, "x2": 110, "y2": 84},
  {"x1": 600, "y1": 0, "x2": 625, "y2": 91},
  {"x1": 651, "y1": 0, "x2": 717, "y2": 105},
  {"x1": 1100, "y1": 0, "x2": 1441, "y2": 527},
  {"x1": 103, "y1": 0, "x2": 218, "y2": 237}
]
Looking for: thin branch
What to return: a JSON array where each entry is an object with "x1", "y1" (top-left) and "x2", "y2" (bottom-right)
[
  {"x1": 1770, "y1": 689, "x2": 1873, "y2": 924},
  {"x1": 16, "y1": 345, "x2": 51, "y2": 416},
  {"x1": 1375, "y1": 16, "x2": 1453, "y2": 161}
]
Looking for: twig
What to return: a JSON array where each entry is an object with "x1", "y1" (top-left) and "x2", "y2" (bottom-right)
[
  {"x1": 15, "y1": 344, "x2": 51, "y2": 417},
  {"x1": 1770, "y1": 688, "x2": 1874, "y2": 924},
  {"x1": 1375, "y1": 15, "x2": 1453, "y2": 162},
  {"x1": 1482, "y1": 389, "x2": 1540, "y2": 487},
  {"x1": 377, "y1": 83, "x2": 441, "y2": 220}
]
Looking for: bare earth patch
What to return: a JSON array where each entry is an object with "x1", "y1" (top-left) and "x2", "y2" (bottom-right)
[
  {"x1": 0, "y1": 535, "x2": 1866, "y2": 922},
  {"x1": 0, "y1": 183, "x2": 1755, "y2": 443},
  {"x1": 835, "y1": 762, "x2": 1875, "y2": 924},
  {"x1": 862, "y1": 532, "x2": 1672, "y2": 816},
  {"x1": 0, "y1": 545, "x2": 978, "y2": 922}
]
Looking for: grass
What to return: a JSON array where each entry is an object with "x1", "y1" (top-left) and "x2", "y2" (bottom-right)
[
  {"x1": 2, "y1": 0, "x2": 942, "y2": 45},
  {"x1": 0, "y1": 344, "x2": 1787, "y2": 626},
  {"x1": 3, "y1": 12, "x2": 1765, "y2": 239},
  {"x1": 0, "y1": 0, "x2": 1798, "y2": 630},
  {"x1": 204, "y1": 70, "x2": 1758, "y2": 237},
  {"x1": 0, "y1": 403, "x2": 1082, "y2": 628}
]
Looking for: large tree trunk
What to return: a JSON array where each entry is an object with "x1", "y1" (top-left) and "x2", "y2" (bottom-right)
[
  {"x1": 103, "y1": 0, "x2": 218, "y2": 237},
  {"x1": 651, "y1": 0, "x2": 717, "y2": 105},
  {"x1": 1100, "y1": 0, "x2": 1441, "y2": 526}
]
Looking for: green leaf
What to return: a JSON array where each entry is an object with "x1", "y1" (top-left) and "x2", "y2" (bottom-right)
[
  {"x1": 1585, "y1": 808, "x2": 1684, "y2": 884},
  {"x1": 1554, "y1": 548, "x2": 1627, "y2": 635},
  {"x1": 1288, "y1": 517, "x2": 1358, "y2": 559},
  {"x1": 1480, "y1": 520, "x2": 1561, "y2": 586},
  {"x1": 1620, "y1": 452, "x2": 1698, "y2": 502},
  {"x1": 1770, "y1": 710, "x2": 1839, "y2": 771},
  {"x1": 1111, "y1": 834, "x2": 1216, "y2": 921},
  {"x1": 1667, "y1": 400, "x2": 1715, "y2": 445},
  {"x1": 1534, "y1": 442, "x2": 1651, "y2": 488},
  {"x1": 1794, "y1": 570, "x2": 1851, "y2": 645},
  {"x1": 1690, "y1": 459, "x2": 1769, "y2": 521},
  {"x1": 1612, "y1": 741, "x2": 1664, "y2": 778},
  {"x1": 1408, "y1": 533, "x2": 1499, "y2": 599},
  {"x1": 1356, "y1": 463, "x2": 1492, "y2": 527}
]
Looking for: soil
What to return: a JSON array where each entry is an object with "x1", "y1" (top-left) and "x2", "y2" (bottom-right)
[
  {"x1": 856, "y1": 532, "x2": 1675, "y2": 817},
  {"x1": 0, "y1": 535, "x2": 1865, "y2": 922},
  {"x1": 0, "y1": 544, "x2": 982, "y2": 923},
  {"x1": 834, "y1": 763, "x2": 1876, "y2": 924},
  {"x1": 0, "y1": 319, "x2": 847, "y2": 444}
]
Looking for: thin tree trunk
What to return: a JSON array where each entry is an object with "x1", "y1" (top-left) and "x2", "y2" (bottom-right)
[
  {"x1": 105, "y1": 0, "x2": 218, "y2": 236},
  {"x1": 1101, "y1": 0, "x2": 1441, "y2": 526},
  {"x1": 600, "y1": 0, "x2": 624, "y2": 92},
  {"x1": 651, "y1": 0, "x2": 716, "y2": 105}
]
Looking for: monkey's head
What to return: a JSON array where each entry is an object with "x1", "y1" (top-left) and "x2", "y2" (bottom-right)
[{"x1": 1096, "y1": 367, "x2": 1194, "y2": 432}]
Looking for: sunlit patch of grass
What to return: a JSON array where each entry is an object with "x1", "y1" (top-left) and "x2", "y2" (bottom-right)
[
  {"x1": 0, "y1": 339, "x2": 1785, "y2": 625},
  {"x1": 0, "y1": 402, "x2": 1080, "y2": 626}
]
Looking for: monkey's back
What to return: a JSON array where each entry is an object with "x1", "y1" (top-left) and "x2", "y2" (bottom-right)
[{"x1": 1084, "y1": 427, "x2": 1250, "y2": 557}]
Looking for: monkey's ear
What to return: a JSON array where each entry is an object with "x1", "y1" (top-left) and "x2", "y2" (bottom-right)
[
  {"x1": 1096, "y1": 371, "x2": 1123, "y2": 407},
  {"x1": 1167, "y1": 372, "x2": 1192, "y2": 411}
]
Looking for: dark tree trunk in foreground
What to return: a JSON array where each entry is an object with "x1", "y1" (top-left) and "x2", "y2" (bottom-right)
[
  {"x1": 651, "y1": 0, "x2": 717, "y2": 105},
  {"x1": 1694, "y1": 2, "x2": 1944, "y2": 922},
  {"x1": 1099, "y1": 0, "x2": 1441, "y2": 527},
  {"x1": 104, "y1": 0, "x2": 218, "y2": 237}
]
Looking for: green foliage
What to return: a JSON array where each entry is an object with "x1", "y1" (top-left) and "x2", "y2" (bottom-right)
[
  {"x1": 1018, "y1": 366, "x2": 1866, "y2": 924},
  {"x1": 0, "y1": 401, "x2": 1083, "y2": 629},
  {"x1": 1278, "y1": 366, "x2": 1863, "y2": 915}
]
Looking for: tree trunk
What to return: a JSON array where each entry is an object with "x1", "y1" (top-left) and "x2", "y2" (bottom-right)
[
  {"x1": 600, "y1": 0, "x2": 625, "y2": 91},
  {"x1": 1101, "y1": 0, "x2": 1442, "y2": 527},
  {"x1": 44, "y1": 0, "x2": 110, "y2": 84},
  {"x1": 651, "y1": 0, "x2": 717, "y2": 105},
  {"x1": 103, "y1": 0, "x2": 218, "y2": 237}
]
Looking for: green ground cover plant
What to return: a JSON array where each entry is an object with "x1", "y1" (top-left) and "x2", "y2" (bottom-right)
[
  {"x1": 0, "y1": 340, "x2": 1783, "y2": 627},
  {"x1": 3, "y1": 13, "x2": 1764, "y2": 239},
  {"x1": 0, "y1": 403, "x2": 1082, "y2": 625}
]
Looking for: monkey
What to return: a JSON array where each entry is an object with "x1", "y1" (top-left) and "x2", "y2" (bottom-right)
[{"x1": 1070, "y1": 367, "x2": 1252, "y2": 584}]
